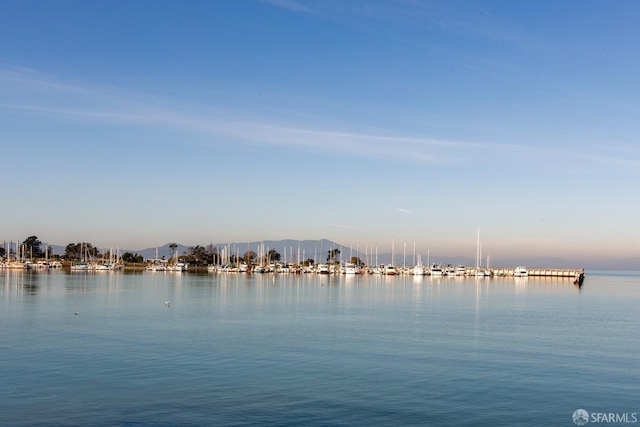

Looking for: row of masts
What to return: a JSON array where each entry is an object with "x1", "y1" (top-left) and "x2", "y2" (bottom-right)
[
  {"x1": 69, "y1": 242, "x2": 124, "y2": 270},
  {"x1": 2, "y1": 230, "x2": 493, "y2": 271},
  {"x1": 206, "y1": 235, "x2": 492, "y2": 273},
  {"x1": 0, "y1": 241, "x2": 123, "y2": 270},
  {"x1": 0, "y1": 240, "x2": 60, "y2": 269},
  {"x1": 1, "y1": 240, "x2": 49, "y2": 262}
]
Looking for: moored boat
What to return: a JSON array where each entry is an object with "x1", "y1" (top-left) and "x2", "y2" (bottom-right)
[
  {"x1": 429, "y1": 264, "x2": 443, "y2": 276},
  {"x1": 455, "y1": 265, "x2": 467, "y2": 276},
  {"x1": 344, "y1": 263, "x2": 360, "y2": 274},
  {"x1": 384, "y1": 264, "x2": 398, "y2": 275},
  {"x1": 412, "y1": 264, "x2": 426, "y2": 276},
  {"x1": 444, "y1": 265, "x2": 456, "y2": 276},
  {"x1": 316, "y1": 263, "x2": 330, "y2": 274},
  {"x1": 513, "y1": 266, "x2": 528, "y2": 277},
  {"x1": 71, "y1": 262, "x2": 89, "y2": 271}
]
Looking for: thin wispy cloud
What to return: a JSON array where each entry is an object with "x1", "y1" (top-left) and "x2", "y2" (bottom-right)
[
  {"x1": 285, "y1": 1, "x2": 540, "y2": 85},
  {"x1": 578, "y1": 151, "x2": 640, "y2": 170},
  {"x1": 396, "y1": 208, "x2": 414, "y2": 215},
  {"x1": 0, "y1": 69, "x2": 487, "y2": 163},
  {"x1": 261, "y1": 0, "x2": 319, "y2": 14},
  {"x1": 0, "y1": 68, "x2": 610, "y2": 167},
  {"x1": 0, "y1": 101, "x2": 467, "y2": 163},
  {"x1": 0, "y1": 68, "x2": 113, "y2": 100},
  {"x1": 340, "y1": 1, "x2": 537, "y2": 48}
]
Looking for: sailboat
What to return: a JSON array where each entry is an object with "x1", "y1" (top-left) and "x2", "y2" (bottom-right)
[
  {"x1": 475, "y1": 228, "x2": 487, "y2": 277},
  {"x1": 70, "y1": 243, "x2": 89, "y2": 271},
  {"x1": 168, "y1": 247, "x2": 186, "y2": 272},
  {"x1": 146, "y1": 248, "x2": 167, "y2": 272},
  {"x1": 413, "y1": 254, "x2": 426, "y2": 276}
]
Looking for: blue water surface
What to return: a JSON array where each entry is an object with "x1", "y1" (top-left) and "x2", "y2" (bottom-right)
[{"x1": 1, "y1": 270, "x2": 638, "y2": 426}]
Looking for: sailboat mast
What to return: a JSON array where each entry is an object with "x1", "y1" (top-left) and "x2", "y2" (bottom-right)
[
  {"x1": 476, "y1": 228, "x2": 481, "y2": 270},
  {"x1": 391, "y1": 240, "x2": 395, "y2": 266},
  {"x1": 476, "y1": 229, "x2": 479, "y2": 270},
  {"x1": 403, "y1": 242, "x2": 406, "y2": 269},
  {"x1": 413, "y1": 242, "x2": 416, "y2": 267}
]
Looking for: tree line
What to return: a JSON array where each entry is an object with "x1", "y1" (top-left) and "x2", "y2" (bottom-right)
[{"x1": 2, "y1": 236, "x2": 362, "y2": 267}]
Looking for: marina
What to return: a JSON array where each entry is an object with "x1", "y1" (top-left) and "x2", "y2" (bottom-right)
[
  {"x1": 200, "y1": 264, "x2": 587, "y2": 282},
  {"x1": 1, "y1": 238, "x2": 586, "y2": 282},
  {"x1": 1, "y1": 238, "x2": 587, "y2": 289},
  {"x1": 0, "y1": 257, "x2": 586, "y2": 281}
]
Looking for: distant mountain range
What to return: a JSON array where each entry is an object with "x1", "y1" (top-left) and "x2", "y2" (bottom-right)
[{"x1": 44, "y1": 239, "x2": 639, "y2": 270}]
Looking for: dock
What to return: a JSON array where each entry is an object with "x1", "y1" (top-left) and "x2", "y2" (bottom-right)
[{"x1": 491, "y1": 267, "x2": 584, "y2": 278}]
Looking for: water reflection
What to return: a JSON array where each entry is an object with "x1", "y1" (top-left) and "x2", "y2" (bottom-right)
[
  {"x1": 64, "y1": 270, "x2": 124, "y2": 295},
  {"x1": 1, "y1": 269, "x2": 48, "y2": 298},
  {"x1": 0, "y1": 269, "x2": 587, "y2": 315}
]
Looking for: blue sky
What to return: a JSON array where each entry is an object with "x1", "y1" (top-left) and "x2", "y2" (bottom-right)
[{"x1": 1, "y1": 0, "x2": 639, "y2": 263}]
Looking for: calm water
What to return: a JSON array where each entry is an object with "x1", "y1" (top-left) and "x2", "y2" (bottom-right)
[{"x1": 1, "y1": 270, "x2": 639, "y2": 426}]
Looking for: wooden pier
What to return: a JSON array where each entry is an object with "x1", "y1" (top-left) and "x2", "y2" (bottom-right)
[{"x1": 491, "y1": 267, "x2": 584, "y2": 278}]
